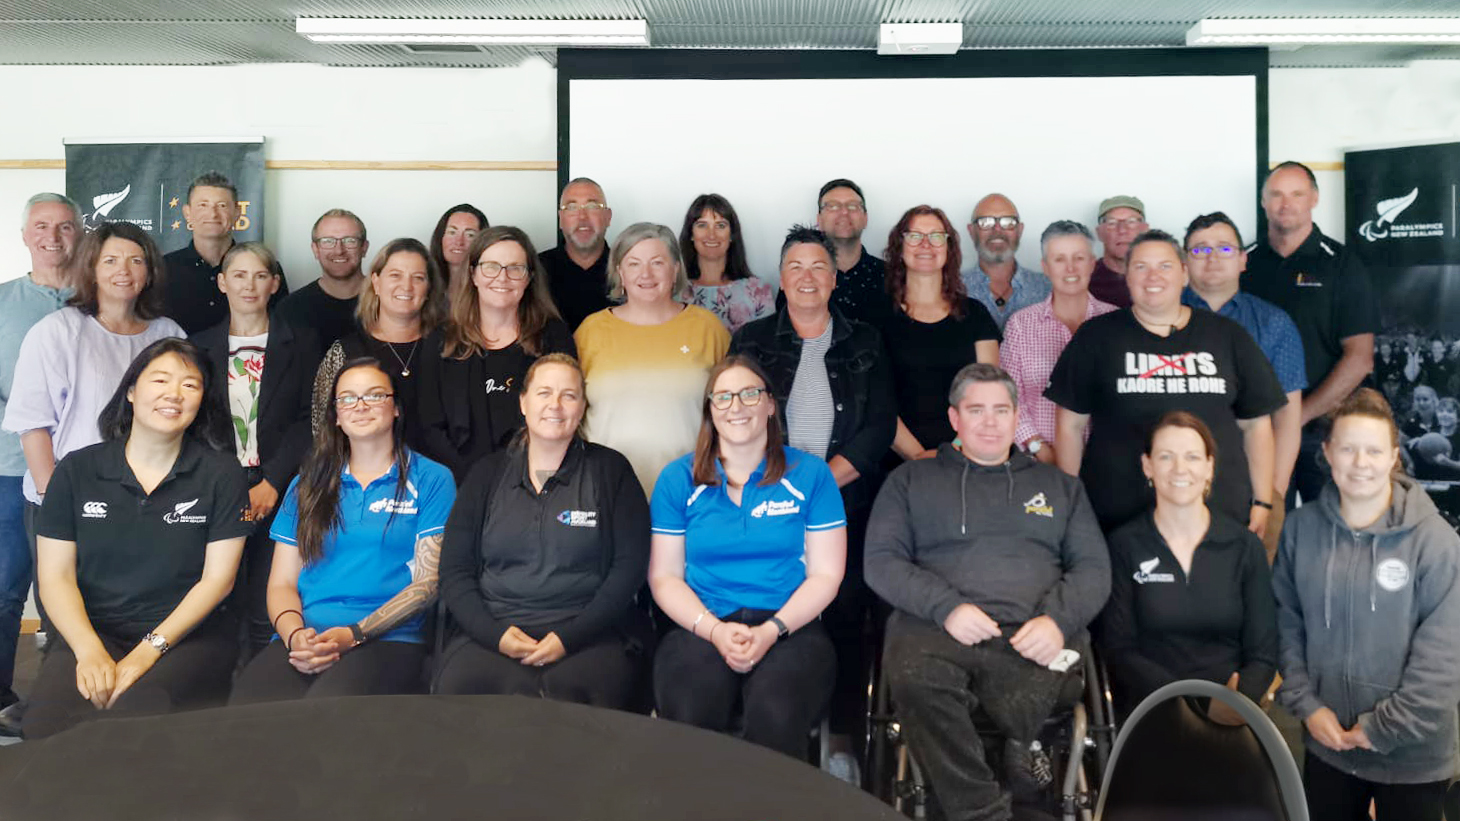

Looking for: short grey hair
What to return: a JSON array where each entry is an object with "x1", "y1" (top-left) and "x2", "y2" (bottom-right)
[
  {"x1": 21, "y1": 192, "x2": 80, "y2": 229},
  {"x1": 1039, "y1": 219, "x2": 1094, "y2": 258},
  {"x1": 606, "y1": 222, "x2": 688, "y2": 302},
  {"x1": 948, "y1": 362, "x2": 1018, "y2": 408}
]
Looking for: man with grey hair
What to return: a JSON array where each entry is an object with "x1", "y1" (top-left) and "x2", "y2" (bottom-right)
[
  {"x1": 961, "y1": 194, "x2": 1049, "y2": 329},
  {"x1": 1089, "y1": 195, "x2": 1148, "y2": 308},
  {"x1": 866, "y1": 362, "x2": 1109, "y2": 821},
  {"x1": 541, "y1": 176, "x2": 614, "y2": 331},
  {"x1": 0, "y1": 193, "x2": 80, "y2": 732},
  {"x1": 275, "y1": 207, "x2": 370, "y2": 349}
]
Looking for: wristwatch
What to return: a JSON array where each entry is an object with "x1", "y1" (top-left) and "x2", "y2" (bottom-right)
[
  {"x1": 1026, "y1": 439, "x2": 1044, "y2": 455},
  {"x1": 768, "y1": 616, "x2": 790, "y2": 638},
  {"x1": 142, "y1": 632, "x2": 170, "y2": 655},
  {"x1": 348, "y1": 623, "x2": 367, "y2": 647}
]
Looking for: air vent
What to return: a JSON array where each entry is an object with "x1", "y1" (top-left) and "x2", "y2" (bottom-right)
[{"x1": 397, "y1": 43, "x2": 485, "y2": 54}]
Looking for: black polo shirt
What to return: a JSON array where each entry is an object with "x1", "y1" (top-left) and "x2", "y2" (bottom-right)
[
  {"x1": 36, "y1": 437, "x2": 252, "y2": 638},
  {"x1": 775, "y1": 246, "x2": 892, "y2": 329},
  {"x1": 163, "y1": 240, "x2": 289, "y2": 335},
  {"x1": 1243, "y1": 224, "x2": 1380, "y2": 392},
  {"x1": 274, "y1": 279, "x2": 358, "y2": 352},
  {"x1": 540, "y1": 245, "x2": 610, "y2": 332}
]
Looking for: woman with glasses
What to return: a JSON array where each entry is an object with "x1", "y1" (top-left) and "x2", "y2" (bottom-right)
[
  {"x1": 429, "y1": 204, "x2": 488, "y2": 302},
  {"x1": 231, "y1": 358, "x2": 455, "y2": 703},
  {"x1": 435, "y1": 354, "x2": 651, "y2": 710},
  {"x1": 882, "y1": 206, "x2": 1000, "y2": 462},
  {"x1": 678, "y1": 194, "x2": 776, "y2": 333},
  {"x1": 312, "y1": 239, "x2": 447, "y2": 453},
  {"x1": 649, "y1": 355, "x2": 846, "y2": 757},
  {"x1": 574, "y1": 223, "x2": 730, "y2": 496},
  {"x1": 417, "y1": 226, "x2": 576, "y2": 482}
]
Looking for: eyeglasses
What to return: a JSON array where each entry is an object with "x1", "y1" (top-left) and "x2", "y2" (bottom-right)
[
  {"x1": 974, "y1": 216, "x2": 1020, "y2": 230},
  {"x1": 708, "y1": 387, "x2": 766, "y2": 410},
  {"x1": 474, "y1": 261, "x2": 530, "y2": 280},
  {"x1": 819, "y1": 201, "x2": 865, "y2": 214},
  {"x1": 903, "y1": 231, "x2": 950, "y2": 247},
  {"x1": 335, "y1": 391, "x2": 393, "y2": 409},
  {"x1": 559, "y1": 202, "x2": 608, "y2": 213},
  {"x1": 314, "y1": 236, "x2": 362, "y2": 249},
  {"x1": 1100, "y1": 217, "x2": 1145, "y2": 231},
  {"x1": 1188, "y1": 244, "x2": 1241, "y2": 259}
]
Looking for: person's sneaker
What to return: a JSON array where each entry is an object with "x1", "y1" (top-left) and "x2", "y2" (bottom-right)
[
  {"x1": 0, "y1": 700, "x2": 22, "y2": 738},
  {"x1": 1004, "y1": 738, "x2": 1054, "y2": 797},
  {"x1": 825, "y1": 751, "x2": 861, "y2": 786},
  {"x1": 33, "y1": 630, "x2": 48, "y2": 650}
]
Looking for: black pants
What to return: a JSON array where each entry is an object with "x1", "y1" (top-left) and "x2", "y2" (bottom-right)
[
  {"x1": 1290, "y1": 419, "x2": 1332, "y2": 507},
  {"x1": 434, "y1": 616, "x2": 649, "y2": 711},
  {"x1": 654, "y1": 609, "x2": 835, "y2": 760},
  {"x1": 23, "y1": 615, "x2": 237, "y2": 740},
  {"x1": 883, "y1": 612, "x2": 1073, "y2": 821},
  {"x1": 228, "y1": 639, "x2": 426, "y2": 705},
  {"x1": 232, "y1": 471, "x2": 279, "y2": 656},
  {"x1": 1303, "y1": 753, "x2": 1447, "y2": 821},
  {"x1": 23, "y1": 500, "x2": 49, "y2": 634},
  {"x1": 822, "y1": 504, "x2": 877, "y2": 741}
]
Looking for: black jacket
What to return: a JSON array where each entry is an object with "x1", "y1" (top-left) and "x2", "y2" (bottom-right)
[
  {"x1": 191, "y1": 317, "x2": 321, "y2": 492},
  {"x1": 730, "y1": 305, "x2": 895, "y2": 511}
]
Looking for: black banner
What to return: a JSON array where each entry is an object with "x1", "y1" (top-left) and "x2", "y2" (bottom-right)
[
  {"x1": 64, "y1": 140, "x2": 266, "y2": 252},
  {"x1": 1347, "y1": 141, "x2": 1460, "y2": 517}
]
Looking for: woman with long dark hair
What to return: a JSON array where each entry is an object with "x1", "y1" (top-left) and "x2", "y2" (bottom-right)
[
  {"x1": 231, "y1": 358, "x2": 455, "y2": 703},
  {"x1": 429, "y1": 203, "x2": 488, "y2": 301},
  {"x1": 678, "y1": 194, "x2": 776, "y2": 333},
  {"x1": 24, "y1": 339, "x2": 248, "y2": 738},
  {"x1": 649, "y1": 355, "x2": 846, "y2": 757}
]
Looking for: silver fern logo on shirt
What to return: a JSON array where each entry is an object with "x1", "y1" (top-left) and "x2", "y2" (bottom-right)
[
  {"x1": 163, "y1": 499, "x2": 208, "y2": 524},
  {"x1": 1133, "y1": 557, "x2": 1175, "y2": 584}
]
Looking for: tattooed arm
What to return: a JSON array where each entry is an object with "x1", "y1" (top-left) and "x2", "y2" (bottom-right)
[{"x1": 359, "y1": 532, "x2": 442, "y2": 639}]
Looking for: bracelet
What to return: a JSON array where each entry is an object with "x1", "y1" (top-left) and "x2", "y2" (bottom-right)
[
  {"x1": 709, "y1": 622, "x2": 721, "y2": 642},
  {"x1": 691, "y1": 608, "x2": 709, "y2": 638},
  {"x1": 286, "y1": 627, "x2": 306, "y2": 651},
  {"x1": 273, "y1": 609, "x2": 303, "y2": 633},
  {"x1": 1251, "y1": 499, "x2": 1274, "y2": 510}
]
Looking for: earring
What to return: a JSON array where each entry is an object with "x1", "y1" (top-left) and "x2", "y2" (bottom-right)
[
  {"x1": 1203, "y1": 480, "x2": 1213, "y2": 499},
  {"x1": 1146, "y1": 477, "x2": 1153, "y2": 488}
]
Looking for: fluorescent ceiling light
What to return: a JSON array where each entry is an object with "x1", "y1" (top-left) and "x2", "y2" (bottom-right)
[
  {"x1": 1187, "y1": 18, "x2": 1460, "y2": 46},
  {"x1": 878, "y1": 23, "x2": 963, "y2": 56},
  {"x1": 296, "y1": 18, "x2": 650, "y2": 46}
]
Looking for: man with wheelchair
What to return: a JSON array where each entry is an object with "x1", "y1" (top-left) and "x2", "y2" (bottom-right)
[{"x1": 865, "y1": 363, "x2": 1111, "y2": 821}]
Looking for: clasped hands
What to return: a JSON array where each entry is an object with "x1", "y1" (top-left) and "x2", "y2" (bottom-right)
[
  {"x1": 942, "y1": 604, "x2": 1064, "y2": 667},
  {"x1": 707, "y1": 620, "x2": 778, "y2": 674},
  {"x1": 1305, "y1": 706, "x2": 1374, "y2": 752},
  {"x1": 74, "y1": 641, "x2": 163, "y2": 710},
  {"x1": 498, "y1": 626, "x2": 567, "y2": 667},
  {"x1": 286, "y1": 625, "x2": 370, "y2": 675}
]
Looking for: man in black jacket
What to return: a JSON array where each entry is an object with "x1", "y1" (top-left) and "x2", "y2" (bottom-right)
[
  {"x1": 730, "y1": 225, "x2": 895, "y2": 781},
  {"x1": 866, "y1": 363, "x2": 1110, "y2": 821}
]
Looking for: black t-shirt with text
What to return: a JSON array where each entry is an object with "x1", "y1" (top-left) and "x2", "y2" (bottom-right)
[{"x1": 1045, "y1": 309, "x2": 1287, "y2": 531}]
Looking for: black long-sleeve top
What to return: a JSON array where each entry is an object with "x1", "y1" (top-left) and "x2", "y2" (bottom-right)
[
  {"x1": 1098, "y1": 510, "x2": 1278, "y2": 716},
  {"x1": 439, "y1": 438, "x2": 649, "y2": 652}
]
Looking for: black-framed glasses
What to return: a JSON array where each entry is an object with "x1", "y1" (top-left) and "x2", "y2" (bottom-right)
[
  {"x1": 559, "y1": 202, "x2": 608, "y2": 213},
  {"x1": 974, "y1": 216, "x2": 1020, "y2": 230},
  {"x1": 1188, "y1": 244, "x2": 1240, "y2": 259},
  {"x1": 314, "y1": 236, "x2": 362, "y2": 249},
  {"x1": 335, "y1": 391, "x2": 394, "y2": 409},
  {"x1": 708, "y1": 387, "x2": 766, "y2": 410},
  {"x1": 819, "y1": 201, "x2": 864, "y2": 214},
  {"x1": 474, "y1": 261, "x2": 530, "y2": 280},
  {"x1": 903, "y1": 231, "x2": 950, "y2": 247}
]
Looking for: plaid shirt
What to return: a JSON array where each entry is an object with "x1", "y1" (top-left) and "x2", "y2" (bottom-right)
[{"x1": 1002, "y1": 294, "x2": 1118, "y2": 447}]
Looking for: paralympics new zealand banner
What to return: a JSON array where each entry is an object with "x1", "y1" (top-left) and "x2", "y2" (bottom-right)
[
  {"x1": 1346, "y1": 141, "x2": 1460, "y2": 518},
  {"x1": 63, "y1": 140, "x2": 266, "y2": 253}
]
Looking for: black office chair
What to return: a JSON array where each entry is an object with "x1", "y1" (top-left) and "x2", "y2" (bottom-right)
[{"x1": 1093, "y1": 679, "x2": 1306, "y2": 821}]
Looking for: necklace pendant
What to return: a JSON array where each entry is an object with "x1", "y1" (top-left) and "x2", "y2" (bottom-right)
[{"x1": 400, "y1": 368, "x2": 411, "y2": 377}]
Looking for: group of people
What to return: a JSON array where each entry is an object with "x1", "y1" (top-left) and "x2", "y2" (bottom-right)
[{"x1": 0, "y1": 160, "x2": 1455, "y2": 821}]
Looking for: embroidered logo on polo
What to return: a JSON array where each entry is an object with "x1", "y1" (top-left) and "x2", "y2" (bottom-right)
[
  {"x1": 1023, "y1": 492, "x2": 1054, "y2": 518},
  {"x1": 369, "y1": 497, "x2": 419, "y2": 515},
  {"x1": 1293, "y1": 272, "x2": 1323, "y2": 288},
  {"x1": 82, "y1": 501, "x2": 108, "y2": 519},
  {"x1": 1133, "y1": 558, "x2": 1176, "y2": 584},
  {"x1": 557, "y1": 509, "x2": 599, "y2": 528},
  {"x1": 1118, "y1": 352, "x2": 1228, "y2": 396},
  {"x1": 163, "y1": 499, "x2": 208, "y2": 524},
  {"x1": 1375, "y1": 558, "x2": 1411, "y2": 592},
  {"x1": 750, "y1": 500, "x2": 800, "y2": 518}
]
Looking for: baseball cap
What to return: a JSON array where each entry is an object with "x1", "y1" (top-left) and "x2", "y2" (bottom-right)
[{"x1": 1098, "y1": 195, "x2": 1145, "y2": 220}]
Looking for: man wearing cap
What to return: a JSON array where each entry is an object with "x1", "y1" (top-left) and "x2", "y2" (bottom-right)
[
  {"x1": 1089, "y1": 196, "x2": 1148, "y2": 309},
  {"x1": 1244, "y1": 161, "x2": 1379, "y2": 505},
  {"x1": 960, "y1": 194, "x2": 1049, "y2": 330}
]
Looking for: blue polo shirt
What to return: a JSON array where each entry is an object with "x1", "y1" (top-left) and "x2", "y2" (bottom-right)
[
  {"x1": 271, "y1": 450, "x2": 455, "y2": 644},
  {"x1": 650, "y1": 446, "x2": 846, "y2": 617},
  {"x1": 1182, "y1": 288, "x2": 1309, "y2": 394}
]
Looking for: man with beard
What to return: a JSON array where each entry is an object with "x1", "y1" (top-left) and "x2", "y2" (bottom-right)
[
  {"x1": 961, "y1": 194, "x2": 1048, "y2": 330},
  {"x1": 804, "y1": 178, "x2": 892, "y2": 328},
  {"x1": 274, "y1": 208, "x2": 369, "y2": 350},
  {"x1": 540, "y1": 177, "x2": 613, "y2": 332}
]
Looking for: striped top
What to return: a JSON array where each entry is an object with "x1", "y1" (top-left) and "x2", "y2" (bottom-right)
[{"x1": 785, "y1": 319, "x2": 836, "y2": 459}]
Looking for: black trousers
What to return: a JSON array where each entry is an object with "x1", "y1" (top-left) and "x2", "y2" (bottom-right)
[
  {"x1": 23, "y1": 615, "x2": 237, "y2": 740},
  {"x1": 653, "y1": 609, "x2": 835, "y2": 760},
  {"x1": 232, "y1": 469, "x2": 279, "y2": 656},
  {"x1": 434, "y1": 616, "x2": 650, "y2": 712},
  {"x1": 228, "y1": 639, "x2": 426, "y2": 705},
  {"x1": 1290, "y1": 419, "x2": 1332, "y2": 507},
  {"x1": 1303, "y1": 753, "x2": 1447, "y2": 821},
  {"x1": 883, "y1": 612, "x2": 1073, "y2": 821},
  {"x1": 821, "y1": 503, "x2": 877, "y2": 741},
  {"x1": 23, "y1": 500, "x2": 49, "y2": 634}
]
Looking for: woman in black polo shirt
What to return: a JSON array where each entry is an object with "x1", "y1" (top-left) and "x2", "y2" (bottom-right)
[
  {"x1": 436, "y1": 353, "x2": 651, "y2": 710},
  {"x1": 24, "y1": 338, "x2": 250, "y2": 739}
]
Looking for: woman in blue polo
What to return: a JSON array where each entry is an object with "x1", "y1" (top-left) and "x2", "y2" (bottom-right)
[
  {"x1": 230, "y1": 357, "x2": 455, "y2": 703},
  {"x1": 649, "y1": 355, "x2": 847, "y2": 758}
]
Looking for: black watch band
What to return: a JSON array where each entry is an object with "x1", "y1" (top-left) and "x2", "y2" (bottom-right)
[
  {"x1": 348, "y1": 623, "x2": 366, "y2": 647},
  {"x1": 768, "y1": 616, "x2": 790, "y2": 638},
  {"x1": 1251, "y1": 499, "x2": 1274, "y2": 510}
]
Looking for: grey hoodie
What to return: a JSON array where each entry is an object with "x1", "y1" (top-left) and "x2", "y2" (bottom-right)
[
  {"x1": 864, "y1": 444, "x2": 1110, "y2": 642},
  {"x1": 1273, "y1": 476, "x2": 1460, "y2": 784}
]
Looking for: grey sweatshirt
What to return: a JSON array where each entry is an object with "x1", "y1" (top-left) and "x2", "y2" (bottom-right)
[
  {"x1": 1274, "y1": 475, "x2": 1460, "y2": 784},
  {"x1": 864, "y1": 445, "x2": 1111, "y2": 642}
]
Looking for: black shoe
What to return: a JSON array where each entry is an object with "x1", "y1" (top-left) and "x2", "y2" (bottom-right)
[
  {"x1": 0, "y1": 688, "x2": 17, "y2": 712},
  {"x1": 1004, "y1": 738, "x2": 1053, "y2": 798},
  {"x1": 0, "y1": 700, "x2": 22, "y2": 738}
]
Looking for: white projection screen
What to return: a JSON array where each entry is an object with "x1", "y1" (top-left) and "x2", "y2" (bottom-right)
[{"x1": 561, "y1": 49, "x2": 1268, "y2": 287}]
